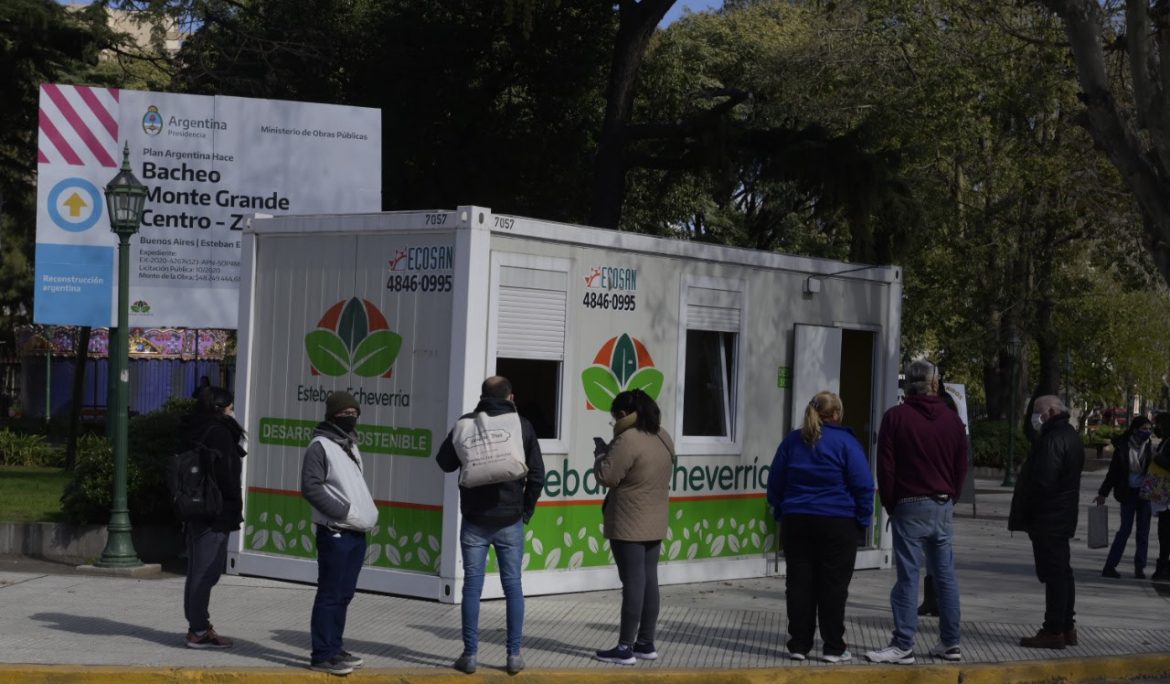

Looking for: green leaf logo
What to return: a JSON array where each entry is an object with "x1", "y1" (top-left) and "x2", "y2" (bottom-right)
[
  {"x1": 582, "y1": 367, "x2": 622, "y2": 412},
  {"x1": 352, "y1": 330, "x2": 403, "y2": 377},
  {"x1": 611, "y1": 334, "x2": 638, "y2": 385},
  {"x1": 305, "y1": 330, "x2": 350, "y2": 376},
  {"x1": 306, "y1": 298, "x2": 401, "y2": 377},
  {"x1": 581, "y1": 333, "x2": 663, "y2": 411}
]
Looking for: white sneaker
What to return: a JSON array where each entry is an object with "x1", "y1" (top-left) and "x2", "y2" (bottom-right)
[
  {"x1": 787, "y1": 651, "x2": 807, "y2": 661},
  {"x1": 865, "y1": 644, "x2": 915, "y2": 664},
  {"x1": 822, "y1": 650, "x2": 852, "y2": 663},
  {"x1": 929, "y1": 642, "x2": 961, "y2": 661}
]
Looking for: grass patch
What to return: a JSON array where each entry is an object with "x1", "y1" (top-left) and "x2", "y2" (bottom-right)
[{"x1": 0, "y1": 466, "x2": 70, "y2": 522}]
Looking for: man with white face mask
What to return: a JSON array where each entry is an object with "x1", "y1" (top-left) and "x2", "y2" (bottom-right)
[{"x1": 1008, "y1": 394, "x2": 1084, "y2": 649}]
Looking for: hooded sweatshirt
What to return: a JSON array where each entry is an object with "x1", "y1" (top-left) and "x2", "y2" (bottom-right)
[{"x1": 876, "y1": 393, "x2": 969, "y2": 511}]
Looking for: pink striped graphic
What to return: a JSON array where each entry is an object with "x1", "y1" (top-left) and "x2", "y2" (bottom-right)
[
  {"x1": 38, "y1": 114, "x2": 84, "y2": 166},
  {"x1": 42, "y1": 84, "x2": 117, "y2": 167},
  {"x1": 37, "y1": 149, "x2": 49, "y2": 164},
  {"x1": 75, "y1": 85, "x2": 117, "y2": 139}
]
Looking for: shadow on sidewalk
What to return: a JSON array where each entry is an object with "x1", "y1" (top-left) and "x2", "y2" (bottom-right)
[
  {"x1": 270, "y1": 629, "x2": 451, "y2": 668},
  {"x1": 29, "y1": 613, "x2": 304, "y2": 667},
  {"x1": 411, "y1": 620, "x2": 590, "y2": 660}
]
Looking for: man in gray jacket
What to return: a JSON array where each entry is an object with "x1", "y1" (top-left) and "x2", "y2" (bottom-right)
[{"x1": 301, "y1": 391, "x2": 378, "y2": 676}]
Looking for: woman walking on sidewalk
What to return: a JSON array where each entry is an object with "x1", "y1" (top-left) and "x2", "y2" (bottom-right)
[
  {"x1": 1095, "y1": 416, "x2": 1154, "y2": 579},
  {"x1": 593, "y1": 389, "x2": 675, "y2": 666},
  {"x1": 767, "y1": 391, "x2": 875, "y2": 663}
]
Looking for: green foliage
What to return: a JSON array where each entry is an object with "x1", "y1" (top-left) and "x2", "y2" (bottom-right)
[
  {"x1": 0, "y1": 1, "x2": 113, "y2": 330},
  {"x1": 165, "y1": 0, "x2": 615, "y2": 222},
  {"x1": 1085, "y1": 425, "x2": 1122, "y2": 448},
  {"x1": 969, "y1": 419, "x2": 1026, "y2": 469},
  {"x1": 0, "y1": 430, "x2": 60, "y2": 466},
  {"x1": 60, "y1": 400, "x2": 191, "y2": 526},
  {"x1": 0, "y1": 466, "x2": 70, "y2": 522},
  {"x1": 59, "y1": 434, "x2": 115, "y2": 525}
]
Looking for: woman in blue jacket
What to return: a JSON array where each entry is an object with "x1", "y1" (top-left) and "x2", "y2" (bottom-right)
[{"x1": 767, "y1": 391, "x2": 875, "y2": 663}]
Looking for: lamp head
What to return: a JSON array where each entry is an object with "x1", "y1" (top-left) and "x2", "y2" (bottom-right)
[{"x1": 104, "y1": 142, "x2": 147, "y2": 238}]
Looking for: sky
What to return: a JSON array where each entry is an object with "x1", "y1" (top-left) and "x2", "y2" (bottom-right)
[
  {"x1": 661, "y1": 1, "x2": 723, "y2": 26},
  {"x1": 60, "y1": 1, "x2": 724, "y2": 27},
  {"x1": 59, "y1": 0, "x2": 722, "y2": 30}
]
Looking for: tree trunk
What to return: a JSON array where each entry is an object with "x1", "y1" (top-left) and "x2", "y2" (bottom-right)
[
  {"x1": 1039, "y1": 0, "x2": 1170, "y2": 290},
  {"x1": 589, "y1": 0, "x2": 675, "y2": 229},
  {"x1": 65, "y1": 326, "x2": 91, "y2": 470},
  {"x1": 1032, "y1": 221, "x2": 1061, "y2": 397}
]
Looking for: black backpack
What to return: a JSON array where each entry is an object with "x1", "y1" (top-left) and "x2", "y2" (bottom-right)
[{"x1": 167, "y1": 426, "x2": 224, "y2": 522}]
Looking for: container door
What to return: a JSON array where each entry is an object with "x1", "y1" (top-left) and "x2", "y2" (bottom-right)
[
  {"x1": 790, "y1": 324, "x2": 842, "y2": 431},
  {"x1": 791, "y1": 324, "x2": 879, "y2": 554}
]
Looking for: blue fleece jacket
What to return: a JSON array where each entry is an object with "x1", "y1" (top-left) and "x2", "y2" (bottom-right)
[{"x1": 766, "y1": 423, "x2": 875, "y2": 528}]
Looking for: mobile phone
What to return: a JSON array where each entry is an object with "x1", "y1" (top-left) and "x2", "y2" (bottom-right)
[{"x1": 593, "y1": 436, "x2": 608, "y2": 456}]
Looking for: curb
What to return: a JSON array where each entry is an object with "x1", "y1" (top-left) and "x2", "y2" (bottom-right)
[{"x1": 5, "y1": 655, "x2": 1170, "y2": 684}]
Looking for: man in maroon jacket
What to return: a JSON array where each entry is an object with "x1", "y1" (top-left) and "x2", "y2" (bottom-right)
[{"x1": 866, "y1": 360, "x2": 969, "y2": 665}]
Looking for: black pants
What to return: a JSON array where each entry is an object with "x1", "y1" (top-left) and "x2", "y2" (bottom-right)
[
  {"x1": 781, "y1": 515, "x2": 858, "y2": 656},
  {"x1": 184, "y1": 522, "x2": 229, "y2": 632},
  {"x1": 1159, "y1": 511, "x2": 1170, "y2": 564},
  {"x1": 1029, "y1": 533, "x2": 1075, "y2": 633},
  {"x1": 611, "y1": 539, "x2": 661, "y2": 646}
]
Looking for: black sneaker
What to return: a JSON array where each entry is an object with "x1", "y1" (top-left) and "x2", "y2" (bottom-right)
[
  {"x1": 1135, "y1": 568, "x2": 1147, "y2": 579},
  {"x1": 310, "y1": 656, "x2": 354, "y2": 676},
  {"x1": 1101, "y1": 567, "x2": 1121, "y2": 578},
  {"x1": 595, "y1": 644, "x2": 636, "y2": 665},
  {"x1": 337, "y1": 650, "x2": 363, "y2": 668},
  {"x1": 632, "y1": 641, "x2": 658, "y2": 660}
]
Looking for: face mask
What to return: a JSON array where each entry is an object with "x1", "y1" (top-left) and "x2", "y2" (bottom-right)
[
  {"x1": 1156, "y1": 427, "x2": 1165, "y2": 440},
  {"x1": 332, "y1": 416, "x2": 358, "y2": 433},
  {"x1": 1135, "y1": 431, "x2": 1152, "y2": 444},
  {"x1": 1030, "y1": 413, "x2": 1044, "y2": 432}
]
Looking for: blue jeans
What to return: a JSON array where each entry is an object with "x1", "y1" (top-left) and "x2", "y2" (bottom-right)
[
  {"x1": 310, "y1": 527, "x2": 366, "y2": 664},
  {"x1": 1105, "y1": 489, "x2": 1151, "y2": 572},
  {"x1": 461, "y1": 518, "x2": 525, "y2": 656},
  {"x1": 890, "y1": 499, "x2": 960, "y2": 649}
]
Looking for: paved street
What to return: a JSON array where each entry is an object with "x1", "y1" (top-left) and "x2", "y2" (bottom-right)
[{"x1": 1, "y1": 470, "x2": 1169, "y2": 682}]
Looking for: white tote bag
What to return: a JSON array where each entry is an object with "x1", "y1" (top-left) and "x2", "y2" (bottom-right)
[
  {"x1": 452, "y1": 411, "x2": 528, "y2": 488},
  {"x1": 1087, "y1": 504, "x2": 1109, "y2": 549}
]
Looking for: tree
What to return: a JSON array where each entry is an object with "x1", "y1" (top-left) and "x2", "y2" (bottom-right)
[
  {"x1": 0, "y1": 1, "x2": 112, "y2": 332},
  {"x1": 1034, "y1": 0, "x2": 1170, "y2": 291},
  {"x1": 589, "y1": 0, "x2": 675, "y2": 229},
  {"x1": 157, "y1": 0, "x2": 616, "y2": 222}
]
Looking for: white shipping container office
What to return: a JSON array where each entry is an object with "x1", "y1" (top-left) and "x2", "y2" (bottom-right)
[{"x1": 231, "y1": 206, "x2": 901, "y2": 603}]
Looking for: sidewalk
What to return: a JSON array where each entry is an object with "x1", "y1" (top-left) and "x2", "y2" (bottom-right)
[{"x1": 2, "y1": 476, "x2": 1170, "y2": 683}]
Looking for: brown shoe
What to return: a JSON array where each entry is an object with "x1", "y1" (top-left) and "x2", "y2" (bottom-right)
[
  {"x1": 186, "y1": 626, "x2": 233, "y2": 649},
  {"x1": 1065, "y1": 627, "x2": 1077, "y2": 646},
  {"x1": 1019, "y1": 629, "x2": 1065, "y2": 649}
]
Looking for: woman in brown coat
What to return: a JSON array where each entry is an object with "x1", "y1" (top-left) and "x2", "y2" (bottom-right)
[{"x1": 593, "y1": 389, "x2": 675, "y2": 665}]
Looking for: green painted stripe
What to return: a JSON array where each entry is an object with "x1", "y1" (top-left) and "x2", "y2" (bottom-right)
[
  {"x1": 257, "y1": 417, "x2": 432, "y2": 457},
  {"x1": 244, "y1": 490, "x2": 443, "y2": 573}
]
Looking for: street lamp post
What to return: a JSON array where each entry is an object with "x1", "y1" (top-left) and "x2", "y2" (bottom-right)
[
  {"x1": 1002, "y1": 334, "x2": 1023, "y2": 487},
  {"x1": 95, "y1": 143, "x2": 147, "y2": 568}
]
